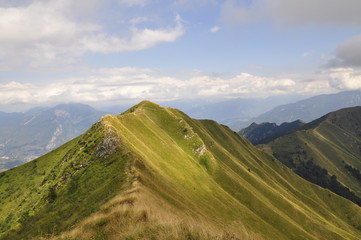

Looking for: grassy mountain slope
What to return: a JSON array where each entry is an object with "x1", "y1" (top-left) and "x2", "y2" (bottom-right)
[
  {"x1": 0, "y1": 101, "x2": 360, "y2": 240},
  {"x1": 267, "y1": 106, "x2": 361, "y2": 202}
]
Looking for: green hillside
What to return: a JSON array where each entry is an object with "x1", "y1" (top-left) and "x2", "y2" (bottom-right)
[
  {"x1": 0, "y1": 101, "x2": 360, "y2": 240},
  {"x1": 267, "y1": 106, "x2": 361, "y2": 204}
]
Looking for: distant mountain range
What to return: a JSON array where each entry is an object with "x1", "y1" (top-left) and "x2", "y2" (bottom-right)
[
  {"x1": 176, "y1": 90, "x2": 361, "y2": 131},
  {"x1": 247, "y1": 90, "x2": 361, "y2": 128},
  {"x1": 263, "y1": 106, "x2": 361, "y2": 206},
  {"x1": 179, "y1": 95, "x2": 303, "y2": 126},
  {"x1": 1, "y1": 101, "x2": 360, "y2": 239},
  {"x1": 239, "y1": 120, "x2": 305, "y2": 144},
  {"x1": 0, "y1": 103, "x2": 105, "y2": 171}
]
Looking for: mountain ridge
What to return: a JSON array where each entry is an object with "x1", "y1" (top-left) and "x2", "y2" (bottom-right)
[
  {"x1": 0, "y1": 101, "x2": 360, "y2": 239},
  {"x1": 239, "y1": 120, "x2": 305, "y2": 144},
  {"x1": 249, "y1": 90, "x2": 361, "y2": 127},
  {"x1": 266, "y1": 106, "x2": 361, "y2": 205}
]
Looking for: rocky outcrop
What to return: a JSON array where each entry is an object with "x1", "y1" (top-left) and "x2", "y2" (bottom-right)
[{"x1": 95, "y1": 119, "x2": 120, "y2": 158}]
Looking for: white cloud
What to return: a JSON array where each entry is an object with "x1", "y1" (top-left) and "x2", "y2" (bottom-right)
[
  {"x1": 0, "y1": 67, "x2": 343, "y2": 110},
  {"x1": 79, "y1": 17, "x2": 184, "y2": 53},
  {"x1": 210, "y1": 25, "x2": 220, "y2": 33},
  {"x1": 326, "y1": 68, "x2": 361, "y2": 90},
  {"x1": 0, "y1": 0, "x2": 184, "y2": 68},
  {"x1": 221, "y1": 0, "x2": 361, "y2": 27},
  {"x1": 302, "y1": 51, "x2": 313, "y2": 57}
]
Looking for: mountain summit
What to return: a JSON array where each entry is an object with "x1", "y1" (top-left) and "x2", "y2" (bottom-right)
[{"x1": 0, "y1": 101, "x2": 360, "y2": 239}]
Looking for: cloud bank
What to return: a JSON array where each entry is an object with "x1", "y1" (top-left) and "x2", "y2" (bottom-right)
[
  {"x1": 327, "y1": 68, "x2": 361, "y2": 90},
  {"x1": 0, "y1": 0, "x2": 184, "y2": 68},
  {"x1": 3, "y1": 66, "x2": 360, "y2": 111}
]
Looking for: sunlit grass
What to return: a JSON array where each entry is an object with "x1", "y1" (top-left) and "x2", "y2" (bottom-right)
[{"x1": 0, "y1": 101, "x2": 360, "y2": 240}]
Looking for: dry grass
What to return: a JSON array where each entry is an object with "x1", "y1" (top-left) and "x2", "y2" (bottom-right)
[{"x1": 47, "y1": 173, "x2": 261, "y2": 240}]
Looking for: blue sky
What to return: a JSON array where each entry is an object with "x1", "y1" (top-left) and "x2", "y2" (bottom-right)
[{"x1": 0, "y1": 0, "x2": 361, "y2": 111}]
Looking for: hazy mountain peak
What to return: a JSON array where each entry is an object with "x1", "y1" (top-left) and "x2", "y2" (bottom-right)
[
  {"x1": 0, "y1": 102, "x2": 105, "y2": 170},
  {"x1": 249, "y1": 90, "x2": 361, "y2": 128},
  {"x1": 54, "y1": 109, "x2": 70, "y2": 118},
  {"x1": 51, "y1": 103, "x2": 99, "y2": 115}
]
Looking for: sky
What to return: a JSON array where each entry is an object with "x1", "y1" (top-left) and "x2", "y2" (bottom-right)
[{"x1": 0, "y1": 0, "x2": 361, "y2": 111}]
